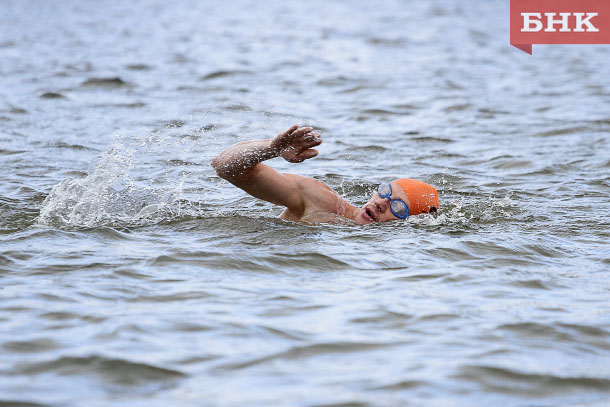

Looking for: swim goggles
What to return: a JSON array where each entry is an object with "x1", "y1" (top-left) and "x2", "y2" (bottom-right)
[{"x1": 378, "y1": 183, "x2": 409, "y2": 219}]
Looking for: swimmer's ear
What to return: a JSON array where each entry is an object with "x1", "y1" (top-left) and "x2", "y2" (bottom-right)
[{"x1": 429, "y1": 207, "x2": 438, "y2": 218}]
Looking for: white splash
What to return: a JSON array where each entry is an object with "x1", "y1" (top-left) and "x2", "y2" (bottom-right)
[{"x1": 36, "y1": 139, "x2": 191, "y2": 228}]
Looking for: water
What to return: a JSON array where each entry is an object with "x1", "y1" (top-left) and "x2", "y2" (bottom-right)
[{"x1": 2, "y1": 0, "x2": 610, "y2": 406}]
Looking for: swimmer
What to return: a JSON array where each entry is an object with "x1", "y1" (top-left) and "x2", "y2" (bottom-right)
[{"x1": 211, "y1": 125, "x2": 439, "y2": 224}]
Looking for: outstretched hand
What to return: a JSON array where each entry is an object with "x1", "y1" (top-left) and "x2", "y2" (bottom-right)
[{"x1": 270, "y1": 125, "x2": 322, "y2": 163}]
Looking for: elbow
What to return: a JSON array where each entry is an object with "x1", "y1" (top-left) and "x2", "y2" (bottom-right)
[
  {"x1": 210, "y1": 156, "x2": 237, "y2": 181},
  {"x1": 211, "y1": 153, "x2": 252, "y2": 182},
  {"x1": 210, "y1": 156, "x2": 227, "y2": 178},
  {"x1": 210, "y1": 156, "x2": 220, "y2": 172}
]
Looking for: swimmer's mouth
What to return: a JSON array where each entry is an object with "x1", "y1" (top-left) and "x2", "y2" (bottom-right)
[{"x1": 364, "y1": 207, "x2": 377, "y2": 222}]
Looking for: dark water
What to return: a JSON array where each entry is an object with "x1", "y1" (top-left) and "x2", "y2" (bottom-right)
[{"x1": 2, "y1": 0, "x2": 610, "y2": 406}]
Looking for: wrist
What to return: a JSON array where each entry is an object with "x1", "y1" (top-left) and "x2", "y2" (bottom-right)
[{"x1": 266, "y1": 137, "x2": 281, "y2": 158}]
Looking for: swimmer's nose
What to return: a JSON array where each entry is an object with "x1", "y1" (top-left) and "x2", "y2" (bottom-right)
[{"x1": 376, "y1": 200, "x2": 387, "y2": 214}]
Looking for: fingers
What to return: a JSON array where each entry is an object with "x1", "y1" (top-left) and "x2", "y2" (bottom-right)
[
  {"x1": 297, "y1": 148, "x2": 318, "y2": 161},
  {"x1": 297, "y1": 129, "x2": 321, "y2": 153},
  {"x1": 301, "y1": 127, "x2": 321, "y2": 141},
  {"x1": 277, "y1": 124, "x2": 299, "y2": 138},
  {"x1": 290, "y1": 126, "x2": 313, "y2": 139},
  {"x1": 303, "y1": 129, "x2": 320, "y2": 140},
  {"x1": 303, "y1": 136, "x2": 322, "y2": 148},
  {"x1": 275, "y1": 126, "x2": 322, "y2": 162}
]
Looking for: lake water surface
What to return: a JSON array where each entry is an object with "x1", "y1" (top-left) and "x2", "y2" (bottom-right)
[{"x1": 2, "y1": 0, "x2": 610, "y2": 406}]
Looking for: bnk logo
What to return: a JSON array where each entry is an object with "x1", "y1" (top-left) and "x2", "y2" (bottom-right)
[
  {"x1": 510, "y1": 0, "x2": 610, "y2": 54},
  {"x1": 521, "y1": 13, "x2": 599, "y2": 32}
]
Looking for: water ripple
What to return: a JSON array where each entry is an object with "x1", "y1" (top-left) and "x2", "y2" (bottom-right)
[{"x1": 16, "y1": 355, "x2": 186, "y2": 385}]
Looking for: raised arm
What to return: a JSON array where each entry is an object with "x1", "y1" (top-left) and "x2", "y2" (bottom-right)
[{"x1": 211, "y1": 125, "x2": 322, "y2": 216}]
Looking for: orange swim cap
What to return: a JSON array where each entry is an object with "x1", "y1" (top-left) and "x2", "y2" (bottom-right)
[{"x1": 394, "y1": 178, "x2": 439, "y2": 215}]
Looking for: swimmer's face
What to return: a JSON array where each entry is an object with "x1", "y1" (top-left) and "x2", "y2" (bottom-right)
[{"x1": 355, "y1": 182, "x2": 410, "y2": 225}]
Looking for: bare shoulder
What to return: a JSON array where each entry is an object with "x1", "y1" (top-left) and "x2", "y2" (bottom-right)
[{"x1": 280, "y1": 174, "x2": 355, "y2": 222}]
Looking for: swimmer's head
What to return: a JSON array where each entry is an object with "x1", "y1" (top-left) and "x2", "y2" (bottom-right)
[{"x1": 355, "y1": 178, "x2": 439, "y2": 225}]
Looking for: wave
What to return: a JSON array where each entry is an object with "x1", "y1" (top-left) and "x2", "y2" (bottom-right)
[
  {"x1": 16, "y1": 355, "x2": 186, "y2": 385},
  {"x1": 455, "y1": 364, "x2": 610, "y2": 396}
]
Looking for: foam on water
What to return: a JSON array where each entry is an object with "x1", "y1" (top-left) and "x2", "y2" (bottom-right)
[{"x1": 36, "y1": 137, "x2": 197, "y2": 228}]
